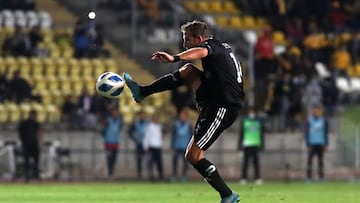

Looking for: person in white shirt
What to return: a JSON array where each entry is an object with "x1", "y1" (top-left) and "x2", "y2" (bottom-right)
[{"x1": 143, "y1": 114, "x2": 164, "y2": 181}]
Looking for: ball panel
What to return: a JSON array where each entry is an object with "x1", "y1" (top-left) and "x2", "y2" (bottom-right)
[
  {"x1": 98, "y1": 83, "x2": 113, "y2": 92},
  {"x1": 108, "y1": 75, "x2": 122, "y2": 82},
  {"x1": 110, "y1": 87, "x2": 123, "y2": 97}
]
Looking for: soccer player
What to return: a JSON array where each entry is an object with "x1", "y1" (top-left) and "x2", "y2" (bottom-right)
[{"x1": 124, "y1": 20, "x2": 244, "y2": 203}]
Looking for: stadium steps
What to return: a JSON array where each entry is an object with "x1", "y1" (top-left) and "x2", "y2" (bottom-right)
[{"x1": 35, "y1": 0, "x2": 77, "y2": 28}]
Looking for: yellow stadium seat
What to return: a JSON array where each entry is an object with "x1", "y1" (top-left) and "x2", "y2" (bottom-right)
[
  {"x1": 60, "y1": 78, "x2": 72, "y2": 95},
  {"x1": 272, "y1": 31, "x2": 287, "y2": 45},
  {"x1": 0, "y1": 104, "x2": 8, "y2": 123},
  {"x1": 209, "y1": 1, "x2": 223, "y2": 13},
  {"x1": 256, "y1": 17, "x2": 268, "y2": 28},
  {"x1": 69, "y1": 66, "x2": 80, "y2": 80},
  {"x1": 197, "y1": 1, "x2": 209, "y2": 12},
  {"x1": 229, "y1": 16, "x2": 243, "y2": 29},
  {"x1": 243, "y1": 16, "x2": 256, "y2": 29},
  {"x1": 19, "y1": 103, "x2": 32, "y2": 120},
  {"x1": 80, "y1": 58, "x2": 91, "y2": 68},
  {"x1": 47, "y1": 76, "x2": 59, "y2": 92},
  {"x1": 31, "y1": 103, "x2": 47, "y2": 123},
  {"x1": 82, "y1": 66, "x2": 93, "y2": 78},
  {"x1": 216, "y1": 16, "x2": 229, "y2": 27},
  {"x1": 184, "y1": 1, "x2": 196, "y2": 11},
  {"x1": 46, "y1": 104, "x2": 60, "y2": 123},
  {"x1": 30, "y1": 57, "x2": 41, "y2": 67},
  {"x1": 19, "y1": 64, "x2": 31, "y2": 79},
  {"x1": 31, "y1": 64, "x2": 43, "y2": 80},
  {"x1": 72, "y1": 80, "x2": 84, "y2": 96},
  {"x1": 44, "y1": 64, "x2": 57, "y2": 77},
  {"x1": 355, "y1": 64, "x2": 360, "y2": 76},
  {"x1": 34, "y1": 79, "x2": 47, "y2": 92},
  {"x1": 5, "y1": 56, "x2": 17, "y2": 67},
  {"x1": 17, "y1": 57, "x2": 28, "y2": 66},
  {"x1": 83, "y1": 79, "x2": 96, "y2": 94},
  {"x1": 41, "y1": 91, "x2": 53, "y2": 105},
  {"x1": 7, "y1": 103, "x2": 21, "y2": 123},
  {"x1": 57, "y1": 65, "x2": 69, "y2": 79},
  {"x1": 223, "y1": 1, "x2": 238, "y2": 14}
]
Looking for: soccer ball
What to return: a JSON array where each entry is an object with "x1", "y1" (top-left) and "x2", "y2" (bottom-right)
[{"x1": 96, "y1": 72, "x2": 125, "y2": 99}]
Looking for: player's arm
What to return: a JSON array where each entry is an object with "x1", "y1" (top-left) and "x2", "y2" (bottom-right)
[{"x1": 151, "y1": 47, "x2": 208, "y2": 63}]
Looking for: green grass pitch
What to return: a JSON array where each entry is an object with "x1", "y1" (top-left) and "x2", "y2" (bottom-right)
[{"x1": 0, "y1": 181, "x2": 358, "y2": 203}]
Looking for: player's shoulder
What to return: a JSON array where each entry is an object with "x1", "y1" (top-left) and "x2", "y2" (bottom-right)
[{"x1": 205, "y1": 38, "x2": 232, "y2": 50}]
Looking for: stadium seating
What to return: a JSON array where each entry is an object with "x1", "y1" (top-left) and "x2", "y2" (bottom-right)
[
  {"x1": 184, "y1": 0, "x2": 268, "y2": 30},
  {"x1": 0, "y1": 10, "x2": 52, "y2": 29}
]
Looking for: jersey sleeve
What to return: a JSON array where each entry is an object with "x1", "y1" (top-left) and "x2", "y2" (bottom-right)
[{"x1": 201, "y1": 41, "x2": 214, "y2": 56}]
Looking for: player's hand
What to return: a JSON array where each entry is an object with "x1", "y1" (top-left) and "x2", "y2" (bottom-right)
[{"x1": 151, "y1": 51, "x2": 174, "y2": 63}]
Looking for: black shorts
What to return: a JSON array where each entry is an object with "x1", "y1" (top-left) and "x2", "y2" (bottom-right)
[{"x1": 193, "y1": 103, "x2": 239, "y2": 151}]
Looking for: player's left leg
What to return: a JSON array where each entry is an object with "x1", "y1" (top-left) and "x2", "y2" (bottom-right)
[
  {"x1": 317, "y1": 147, "x2": 325, "y2": 181},
  {"x1": 185, "y1": 105, "x2": 240, "y2": 202}
]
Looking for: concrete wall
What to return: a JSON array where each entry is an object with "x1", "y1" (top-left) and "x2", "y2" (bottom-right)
[{"x1": 0, "y1": 127, "x2": 346, "y2": 181}]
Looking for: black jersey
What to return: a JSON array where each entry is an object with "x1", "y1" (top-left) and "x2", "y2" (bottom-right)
[{"x1": 196, "y1": 38, "x2": 245, "y2": 107}]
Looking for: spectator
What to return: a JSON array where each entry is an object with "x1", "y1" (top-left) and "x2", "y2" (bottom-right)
[
  {"x1": 102, "y1": 108, "x2": 123, "y2": 178},
  {"x1": 27, "y1": 25, "x2": 44, "y2": 56},
  {"x1": 238, "y1": 107, "x2": 265, "y2": 185},
  {"x1": 330, "y1": 44, "x2": 352, "y2": 79},
  {"x1": 327, "y1": 0, "x2": 348, "y2": 32},
  {"x1": 8, "y1": 70, "x2": 32, "y2": 103},
  {"x1": 170, "y1": 108, "x2": 192, "y2": 182},
  {"x1": 18, "y1": 110, "x2": 42, "y2": 182},
  {"x1": 143, "y1": 114, "x2": 164, "y2": 181},
  {"x1": 303, "y1": 22, "x2": 329, "y2": 64},
  {"x1": 171, "y1": 83, "x2": 195, "y2": 114},
  {"x1": 0, "y1": 71, "x2": 8, "y2": 103},
  {"x1": 2, "y1": 26, "x2": 31, "y2": 57},
  {"x1": 304, "y1": 77, "x2": 323, "y2": 115},
  {"x1": 128, "y1": 110, "x2": 149, "y2": 179},
  {"x1": 285, "y1": 18, "x2": 304, "y2": 46},
  {"x1": 76, "y1": 88, "x2": 98, "y2": 129},
  {"x1": 321, "y1": 77, "x2": 339, "y2": 117},
  {"x1": 61, "y1": 95, "x2": 79, "y2": 129},
  {"x1": 305, "y1": 104, "x2": 329, "y2": 183},
  {"x1": 73, "y1": 19, "x2": 90, "y2": 58},
  {"x1": 347, "y1": 32, "x2": 360, "y2": 64},
  {"x1": 254, "y1": 28, "x2": 277, "y2": 110},
  {"x1": 88, "y1": 24, "x2": 109, "y2": 58}
]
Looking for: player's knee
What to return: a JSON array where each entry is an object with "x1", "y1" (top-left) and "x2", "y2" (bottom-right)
[{"x1": 185, "y1": 149, "x2": 203, "y2": 165}]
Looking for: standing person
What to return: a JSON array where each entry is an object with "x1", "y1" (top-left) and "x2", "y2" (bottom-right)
[
  {"x1": 305, "y1": 104, "x2": 329, "y2": 183},
  {"x1": 18, "y1": 110, "x2": 42, "y2": 181},
  {"x1": 171, "y1": 108, "x2": 193, "y2": 182},
  {"x1": 143, "y1": 114, "x2": 164, "y2": 181},
  {"x1": 102, "y1": 108, "x2": 123, "y2": 178},
  {"x1": 123, "y1": 20, "x2": 244, "y2": 202},
  {"x1": 128, "y1": 110, "x2": 149, "y2": 179},
  {"x1": 238, "y1": 107, "x2": 265, "y2": 185}
]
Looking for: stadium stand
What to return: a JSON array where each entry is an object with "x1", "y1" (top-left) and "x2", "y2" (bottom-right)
[{"x1": 0, "y1": 0, "x2": 173, "y2": 127}]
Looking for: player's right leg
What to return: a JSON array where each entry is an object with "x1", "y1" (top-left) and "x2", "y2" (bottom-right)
[{"x1": 123, "y1": 63, "x2": 202, "y2": 103}]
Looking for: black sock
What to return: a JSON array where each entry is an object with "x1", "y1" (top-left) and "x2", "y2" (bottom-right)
[
  {"x1": 193, "y1": 158, "x2": 232, "y2": 198},
  {"x1": 140, "y1": 71, "x2": 184, "y2": 98}
]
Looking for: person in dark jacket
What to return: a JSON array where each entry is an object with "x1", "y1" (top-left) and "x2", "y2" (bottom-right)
[
  {"x1": 305, "y1": 104, "x2": 329, "y2": 183},
  {"x1": 238, "y1": 107, "x2": 265, "y2": 185},
  {"x1": 18, "y1": 110, "x2": 42, "y2": 181}
]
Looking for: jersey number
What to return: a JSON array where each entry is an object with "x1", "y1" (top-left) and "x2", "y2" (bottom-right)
[{"x1": 230, "y1": 52, "x2": 242, "y2": 83}]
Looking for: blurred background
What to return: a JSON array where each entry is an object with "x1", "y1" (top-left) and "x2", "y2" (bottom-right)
[{"x1": 0, "y1": 0, "x2": 359, "y2": 182}]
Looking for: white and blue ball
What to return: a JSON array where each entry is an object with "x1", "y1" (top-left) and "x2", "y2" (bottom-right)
[{"x1": 96, "y1": 72, "x2": 124, "y2": 99}]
